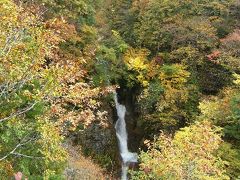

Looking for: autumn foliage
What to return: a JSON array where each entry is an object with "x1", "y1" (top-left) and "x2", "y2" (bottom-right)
[{"x1": 1, "y1": 0, "x2": 240, "y2": 179}]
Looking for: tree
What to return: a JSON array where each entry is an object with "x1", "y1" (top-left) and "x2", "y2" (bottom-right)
[
  {"x1": 107, "y1": 0, "x2": 137, "y2": 44},
  {"x1": 131, "y1": 121, "x2": 229, "y2": 180},
  {"x1": 133, "y1": 0, "x2": 233, "y2": 52},
  {"x1": 0, "y1": 1, "x2": 66, "y2": 178}
]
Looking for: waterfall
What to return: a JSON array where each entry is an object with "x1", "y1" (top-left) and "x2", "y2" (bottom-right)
[{"x1": 114, "y1": 92, "x2": 138, "y2": 180}]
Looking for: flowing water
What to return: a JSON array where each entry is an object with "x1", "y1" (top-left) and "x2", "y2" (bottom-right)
[{"x1": 114, "y1": 92, "x2": 138, "y2": 180}]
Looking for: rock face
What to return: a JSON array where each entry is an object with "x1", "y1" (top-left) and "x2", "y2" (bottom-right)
[
  {"x1": 73, "y1": 87, "x2": 142, "y2": 178},
  {"x1": 74, "y1": 100, "x2": 120, "y2": 175}
]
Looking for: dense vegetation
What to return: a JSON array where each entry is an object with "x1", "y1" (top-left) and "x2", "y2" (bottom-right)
[{"x1": 0, "y1": 0, "x2": 240, "y2": 179}]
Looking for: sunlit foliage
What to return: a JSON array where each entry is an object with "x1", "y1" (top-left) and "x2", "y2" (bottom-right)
[
  {"x1": 1, "y1": 0, "x2": 240, "y2": 179},
  {"x1": 132, "y1": 121, "x2": 229, "y2": 180},
  {"x1": 0, "y1": 1, "x2": 66, "y2": 178}
]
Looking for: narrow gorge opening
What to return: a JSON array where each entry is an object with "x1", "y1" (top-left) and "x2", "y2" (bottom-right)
[{"x1": 114, "y1": 92, "x2": 138, "y2": 180}]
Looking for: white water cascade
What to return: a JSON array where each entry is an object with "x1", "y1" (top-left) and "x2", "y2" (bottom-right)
[{"x1": 114, "y1": 92, "x2": 138, "y2": 180}]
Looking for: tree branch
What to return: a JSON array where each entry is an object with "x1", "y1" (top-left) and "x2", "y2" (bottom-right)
[
  {"x1": 0, "y1": 144, "x2": 21, "y2": 161},
  {"x1": 0, "y1": 134, "x2": 38, "y2": 161},
  {"x1": 0, "y1": 102, "x2": 37, "y2": 123},
  {"x1": 11, "y1": 152, "x2": 43, "y2": 159}
]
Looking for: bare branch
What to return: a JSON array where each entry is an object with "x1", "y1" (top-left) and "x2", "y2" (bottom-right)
[
  {"x1": 0, "y1": 102, "x2": 37, "y2": 123},
  {"x1": 11, "y1": 152, "x2": 43, "y2": 159},
  {"x1": 1, "y1": 28, "x2": 24, "y2": 57},
  {"x1": 0, "y1": 76, "x2": 33, "y2": 99},
  {"x1": 0, "y1": 134, "x2": 38, "y2": 161},
  {"x1": 0, "y1": 144, "x2": 21, "y2": 161}
]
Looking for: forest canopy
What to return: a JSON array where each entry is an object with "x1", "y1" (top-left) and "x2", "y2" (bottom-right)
[{"x1": 0, "y1": 0, "x2": 240, "y2": 179}]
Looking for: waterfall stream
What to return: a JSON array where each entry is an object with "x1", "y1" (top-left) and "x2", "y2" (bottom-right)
[{"x1": 114, "y1": 92, "x2": 138, "y2": 180}]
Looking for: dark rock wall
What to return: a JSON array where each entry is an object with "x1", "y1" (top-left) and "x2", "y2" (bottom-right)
[
  {"x1": 116, "y1": 86, "x2": 143, "y2": 153},
  {"x1": 74, "y1": 100, "x2": 120, "y2": 176},
  {"x1": 73, "y1": 86, "x2": 144, "y2": 176}
]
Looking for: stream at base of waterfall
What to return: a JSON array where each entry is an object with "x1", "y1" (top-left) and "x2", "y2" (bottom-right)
[{"x1": 114, "y1": 92, "x2": 138, "y2": 180}]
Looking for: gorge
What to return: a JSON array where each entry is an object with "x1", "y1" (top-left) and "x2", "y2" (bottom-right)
[
  {"x1": 1, "y1": 1, "x2": 240, "y2": 179},
  {"x1": 114, "y1": 92, "x2": 138, "y2": 180}
]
